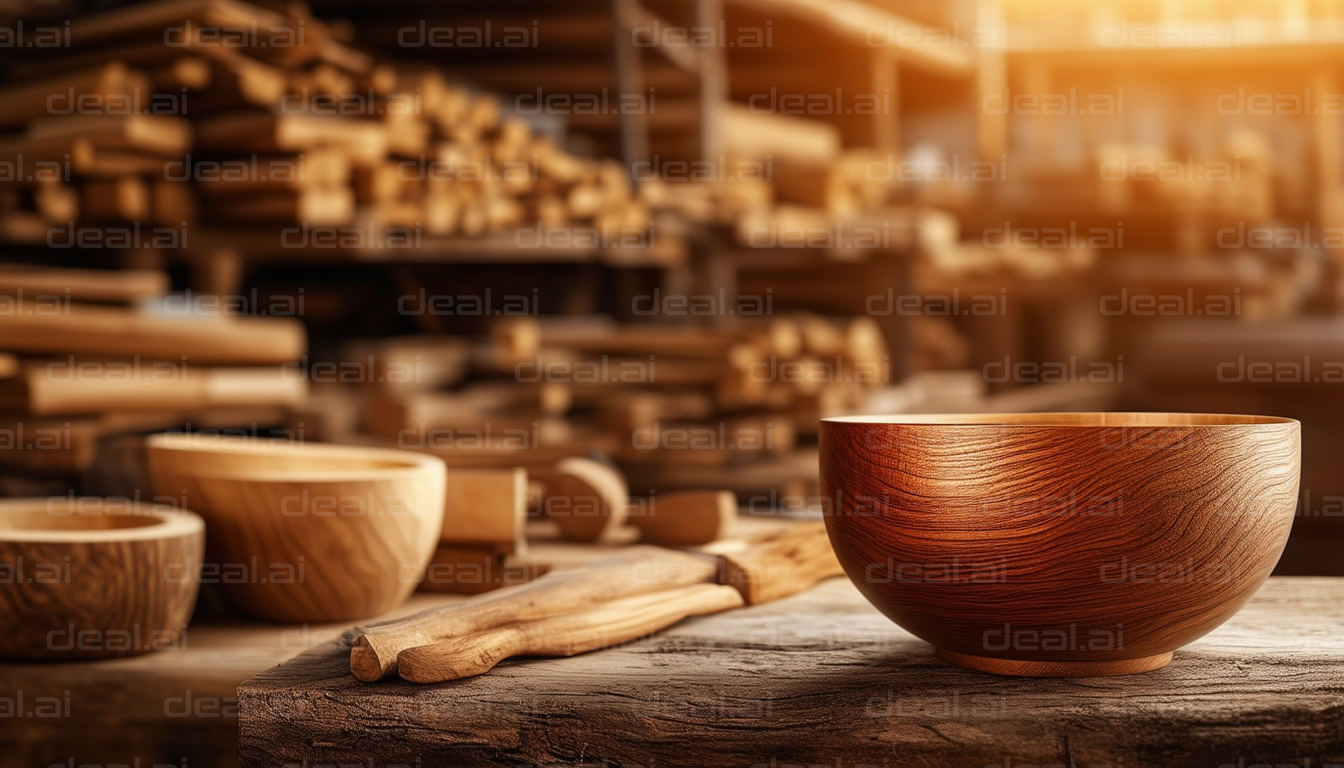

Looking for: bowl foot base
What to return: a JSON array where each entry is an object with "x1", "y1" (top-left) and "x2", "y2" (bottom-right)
[{"x1": 938, "y1": 649, "x2": 1174, "y2": 677}]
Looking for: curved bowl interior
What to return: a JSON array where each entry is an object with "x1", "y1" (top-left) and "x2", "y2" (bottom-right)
[
  {"x1": 0, "y1": 499, "x2": 202, "y2": 542},
  {"x1": 145, "y1": 433, "x2": 439, "y2": 482}
]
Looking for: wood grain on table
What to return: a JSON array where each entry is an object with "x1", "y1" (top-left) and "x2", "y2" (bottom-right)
[{"x1": 238, "y1": 577, "x2": 1344, "y2": 768}]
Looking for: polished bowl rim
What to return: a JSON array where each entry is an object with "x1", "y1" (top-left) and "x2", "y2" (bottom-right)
[
  {"x1": 145, "y1": 432, "x2": 445, "y2": 483},
  {"x1": 822, "y1": 411, "x2": 1298, "y2": 427},
  {"x1": 0, "y1": 497, "x2": 204, "y2": 543}
]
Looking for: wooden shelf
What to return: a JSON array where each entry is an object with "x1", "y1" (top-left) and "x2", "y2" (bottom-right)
[
  {"x1": 729, "y1": 0, "x2": 977, "y2": 77},
  {"x1": 179, "y1": 227, "x2": 687, "y2": 267}
]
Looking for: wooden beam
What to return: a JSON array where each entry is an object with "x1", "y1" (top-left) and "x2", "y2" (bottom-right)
[
  {"x1": 697, "y1": 0, "x2": 728, "y2": 161},
  {"x1": 975, "y1": 0, "x2": 1008, "y2": 161},
  {"x1": 1314, "y1": 69, "x2": 1344, "y2": 306},
  {"x1": 869, "y1": 51, "x2": 899, "y2": 152},
  {"x1": 727, "y1": 0, "x2": 975, "y2": 77}
]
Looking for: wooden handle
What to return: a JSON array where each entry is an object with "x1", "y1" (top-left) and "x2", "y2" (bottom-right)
[
  {"x1": 351, "y1": 546, "x2": 716, "y2": 681},
  {"x1": 701, "y1": 521, "x2": 844, "y2": 605},
  {"x1": 396, "y1": 584, "x2": 744, "y2": 683}
]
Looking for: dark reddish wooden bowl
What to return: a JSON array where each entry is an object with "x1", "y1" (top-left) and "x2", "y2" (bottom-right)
[{"x1": 819, "y1": 413, "x2": 1299, "y2": 677}]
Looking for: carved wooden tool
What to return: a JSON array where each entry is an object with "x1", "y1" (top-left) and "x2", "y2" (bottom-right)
[
  {"x1": 396, "y1": 584, "x2": 744, "y2": 683},
  {"x1": 701, "y1": 521, "x2": 844, "y2": 605},
  {"x1": 350, "y1": 546, "x2": 717, "y2": 681}
]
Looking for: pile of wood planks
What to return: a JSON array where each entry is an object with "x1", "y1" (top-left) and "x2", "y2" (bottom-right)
[
  {"x1": 0, "y1": 263, "x2": 307, "y2": 478},
  {"x1": 0, "y1": 0, "x2": 650, "y2": 246},
  {"x1": 288, "y1": 313, "x2": 889, "y2": 572},
  {"x1": 635, "y1": 109, "x2": 910, "y2": 248}
]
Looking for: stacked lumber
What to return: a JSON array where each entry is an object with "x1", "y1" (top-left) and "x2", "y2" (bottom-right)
[
  {"x1": 0, "y1": 0, "x2": 650, "y2": 245},
  {"x1": 1093, "y1": 130, "x2": 1275, "y2": 254},
  {"x1": 0, "y1": 61, "x2": 192, "y2": 243},
  {"x1": 293, "y1": 314, "x2": 884, "y2": 585},
  {"x1": 916, "y1": 209, "x2": 1097, "y2": 280},
  {"x1": 627, "y1": 105, "x2": 915, "y2": 249},
  {"x1": 0, "y1": 264, "x2": 307, "y2": 477}
]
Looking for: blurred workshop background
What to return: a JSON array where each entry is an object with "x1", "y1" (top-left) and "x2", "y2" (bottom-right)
[{"x1": 1, "y1": 0, "x2": 1342, "y2": 575}]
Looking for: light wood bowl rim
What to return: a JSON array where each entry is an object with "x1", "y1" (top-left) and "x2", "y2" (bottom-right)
[
  {"x1": 145, "y1": 432, "x2": 446, "y2": 482},
  {"x1": 823, "y1": 412, "x2": 1298, "y2": 427},
  {"x1": 0, "y1": 498, "x2": 204, "y2": 543}
]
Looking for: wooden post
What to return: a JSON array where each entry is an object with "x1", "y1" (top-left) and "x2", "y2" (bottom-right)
[
  {"x1": 975, "y1": 0, "x2": 1008, "y2": 162},
  {"x1": 696, "y1": 0, "x2": 727, "y2": 162},
  {"x1": 697, "y1": 231, "x2": 738, "y2": 329},
  {"x1": 612, "y1": 0, "x2": 651, "y2": 168},
  {"x1": 1020, "y1": 57, "x2": 1052, "y2": 160},
  {"x1": 869, "y1": 52, "x2": 900, "y2": 153},
  {"x1": 191, "y1": 247, "x2": 244, "y2": 303},
  {"x1": 1314, "y1": 69, "x2": 1344, "y2": 309}
]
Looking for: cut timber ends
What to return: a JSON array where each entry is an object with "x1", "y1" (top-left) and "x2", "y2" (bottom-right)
[
  {"x1": 440, "y1": 467, "x2": 527, "y2": 554},
  {"x1": 629, "y1": 490, "x2": 736, "y2": 546},
  {"x1": 547, "y1": 458, "x2": 629, "y2": 542}
]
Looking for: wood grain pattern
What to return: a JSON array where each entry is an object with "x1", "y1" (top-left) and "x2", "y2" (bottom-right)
[
  {"x1": 417, "y1": 544, "x2": 550, "y2": 595},
  {"x1": 0, "y1": 362, "x2": 306, "y2": 416},
  {"x1": 238, "y1": 577, "x2": 1344, "y2": 768},
  {"x1": 440, "y1": 467, "x2": 527, "y2": 553},
  {"x1": 0, "y1": 265, "x2": 168, "y2": 304},
  {"x1": 145, "y1": 433, "x2": 445, "y2": 623},
  {"x1": 819, "y1": 413, "x2": 1300, "y2": 676},
  {"x1": 0, "y1": 300, "x2": 305, "y2": 364},
  {"x1": 351, "y1": 546, "x2": 718, "y2": 680},
  {"x1": 629, "y1": 489, "x2": 737, "y2": 546},
  {"x1": 396, "y1": 584, "x2": 745, "y2": 683},
  {"x1": 0, "y1": 498, "x2": 203, "y2": 660},
  {"x1": 3, "y1": 526, "x2": 791, "y2": 768},
  {"x1": 702, "y1": 520, "x2": 845, "y2": 604},
  {"x1": 546, "y1": 457, "x2": 629, "y2": 542}
]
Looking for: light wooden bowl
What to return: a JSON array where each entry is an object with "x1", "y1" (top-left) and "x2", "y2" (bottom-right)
[
  {"x1": 145, "y1": 433, "x2": 446, "y2": 622},
  {"x1": 820, "y1": 413, "x2": 1300, "y2": 677},
  {"x1": 0, "y1": 498, "x2": 204, "y2": 660}
]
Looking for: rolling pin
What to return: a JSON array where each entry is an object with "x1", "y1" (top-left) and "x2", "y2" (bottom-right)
[
  {"x1": 350, "y1": 545, "x2": 718, "y2": 681},
  {"x1": 396, "y1": 584, "x2": 744, "y2": 683}
]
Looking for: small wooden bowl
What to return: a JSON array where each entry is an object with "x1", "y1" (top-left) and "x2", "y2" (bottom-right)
[
  {"x1": 145, "y1": 433, "x2": 446, "y2": 623},
  {"x1": 0, "y1": 498, "x2": 204, "y2": 661},
  {"x1": 820, "y1": 413, "x2": 1300, "y2": 677}
]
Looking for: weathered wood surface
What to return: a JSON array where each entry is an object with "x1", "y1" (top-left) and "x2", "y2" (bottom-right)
[
  {"x1": 238, "y1": 577, "x2": 1344, "y2": 768},
  {"x1": 0, "y1": 529, "x2": 700, "y2": 768},
  {"x1": 0, "y1": 594, "x2": 458, "y2": 768}
]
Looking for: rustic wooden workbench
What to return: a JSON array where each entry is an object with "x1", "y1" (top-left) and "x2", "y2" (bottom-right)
[{"x1": 238, "y1": 577, "x2": 1344, "y2": 768}]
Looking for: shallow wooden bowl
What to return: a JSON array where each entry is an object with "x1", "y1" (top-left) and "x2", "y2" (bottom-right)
[
  {"x1": 145, "y1": 433, "x2": 446, "y2": 622},
  {"x1": 820, "y1": 413, "x2": 1300, "y2": 677},
  {"x1": 0, "y1": 498, "x2": 204, "y2": 660}
]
